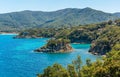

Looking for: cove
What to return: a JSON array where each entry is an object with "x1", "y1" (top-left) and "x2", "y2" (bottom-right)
[{"x1": 0, "y1": 35, "x2": 100, "y2": 77}]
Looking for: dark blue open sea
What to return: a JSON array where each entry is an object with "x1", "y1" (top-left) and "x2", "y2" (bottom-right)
[{"x1": 0, "y1": 34, "x2": 100, "y2": 77}]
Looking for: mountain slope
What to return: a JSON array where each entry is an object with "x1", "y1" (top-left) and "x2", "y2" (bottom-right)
[
  {"x1": 0, "y1": 8, "x2": 119, "y2": 31},
  {"x1": 114, "y1": 12, "x2": 120, "y2": 17}
]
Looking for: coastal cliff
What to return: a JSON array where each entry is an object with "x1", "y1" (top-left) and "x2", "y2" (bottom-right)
[
  {"x1": 35, "y1": 38, "x2": 73, "y2": 53},
  {"x1": 15, "y1": 19, "x2": 120, "y2": 55},
  {"x1": 89, "y1": 26, "x2": 120, "y2": 55}
]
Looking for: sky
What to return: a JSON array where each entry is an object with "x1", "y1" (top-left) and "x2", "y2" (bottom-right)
[{"x1": 0, "y1": 0, "x2": 120, "y2": 13}]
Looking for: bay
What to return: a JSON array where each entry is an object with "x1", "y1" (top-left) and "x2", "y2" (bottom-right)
[{"x1": 0, "y1": 35, "x2": 100, "y2": 77}]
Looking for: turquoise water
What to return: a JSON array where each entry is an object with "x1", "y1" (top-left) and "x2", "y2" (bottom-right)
[{"x1": 0, "y1": 35, "x2": 100, "y2": 77}]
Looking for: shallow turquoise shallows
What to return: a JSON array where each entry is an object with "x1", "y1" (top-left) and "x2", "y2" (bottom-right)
[{"x1": 0, "y1": 35, "x2": 100, "y2": 77}]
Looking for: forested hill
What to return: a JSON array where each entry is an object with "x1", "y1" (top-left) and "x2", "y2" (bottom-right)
[
  {"x1": 0, "y1": 7, "x2": 119, "y2": 31},
  {"x1": 114, "y1": 12, "x2": 120, "y2": 17}
]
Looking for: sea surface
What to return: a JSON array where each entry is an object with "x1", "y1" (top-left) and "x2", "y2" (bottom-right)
[{"x1": 0, "y1": 34, "x2": 100, "y2": 77}]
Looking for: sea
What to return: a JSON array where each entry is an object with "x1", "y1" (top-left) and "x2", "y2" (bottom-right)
[{"x1": 0, "y1": 34, "x2": 100, "y2": 77}]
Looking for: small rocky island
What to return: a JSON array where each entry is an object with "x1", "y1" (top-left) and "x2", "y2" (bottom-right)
[{"x1": 35, "y1": 38, "x2": 73, "y2": 53}]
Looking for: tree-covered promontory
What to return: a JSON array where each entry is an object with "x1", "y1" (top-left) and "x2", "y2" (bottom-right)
[
  {"x1": 16, "y1": 19, "x2": 120, "y2": 55},
  {"x1": 89, "y1": 26, "x2": 120, "y2": 55}
]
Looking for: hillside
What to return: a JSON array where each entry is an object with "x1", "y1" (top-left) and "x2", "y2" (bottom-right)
[
  {"x1": 15, "y1": 19, "x2": 120, "y2": 55},
  {"x1": 0, "y1": 7, "x2": 119, "y2": 31},
  {"x1": 114, "y1": 12, "x2": 120, "y2": 17},
  {"x1": 89, "y1": 26, "x2": 120, "y2": 55}
]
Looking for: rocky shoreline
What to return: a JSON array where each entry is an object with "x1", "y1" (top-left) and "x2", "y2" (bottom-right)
[
  {"x1": 35, "y1": 44, "x2": 73, "y2": 53},
  {"x1": 14, "y1": 35, "x2": 42, "y2": 39},
  {"x1": 34, "y1": 39, "x2": 73, "y2": 53}
]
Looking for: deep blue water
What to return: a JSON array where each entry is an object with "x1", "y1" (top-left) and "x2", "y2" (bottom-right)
[{"x1": 0, "y1": 34, "x2": 100, "y2": 77}]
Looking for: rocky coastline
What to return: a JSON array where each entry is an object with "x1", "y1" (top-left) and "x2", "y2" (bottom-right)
[
  {"x1": 34, "y1": 39, "x2": 73, "y2": 53},
  {"x1": 14, "y1": 35, "x2": 42, "y2": 39}
]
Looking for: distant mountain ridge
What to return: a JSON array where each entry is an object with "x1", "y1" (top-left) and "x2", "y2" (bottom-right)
[
  {"x1": 0, "y1": 7, "x2": 119, "y2": 31},
  {"x1": 114, "y1": 12, "x2": 120, "y2": 17}
]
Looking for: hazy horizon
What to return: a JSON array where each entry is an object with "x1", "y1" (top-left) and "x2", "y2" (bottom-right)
[
  {"x1": 0, "y1": 7, "x2": 119, "y2": 14},
  {"x1": 0, "y1": 0, "x2": 120, "y2": 13}
]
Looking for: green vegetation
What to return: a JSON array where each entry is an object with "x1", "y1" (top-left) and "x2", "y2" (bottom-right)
[
  {"x1": 0, "y1": 8, "x2": 119, "y2": 31},
  {"x1": 89, "y1": 26, "x2": 120, "y2": 55},
  {"x1": 35, "y1": 38, "x2": 73, "y2": 53},
  {"x1": 37, "y1": 46, "x2": 120, "y2": 77},
  {"x1": 7, "y1": 10, "x2": 120, "y2": 77},
  {"x1": 15, "y1": 28, "x2": 57, "y2": 38},
  {"x1": 37, "y1": 63, "x2": 70, "y2": 77},
  {"x1": 115, "y1": 19, "x2": 120, "y2": 26},
  {"x1": 1, "y1": 7, "x2": 120, "y2": 77},
  {"x1": 16, "y1": 19, "x2": 120, "y2": 55}
]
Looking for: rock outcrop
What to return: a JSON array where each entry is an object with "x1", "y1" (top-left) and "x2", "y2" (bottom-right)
[{"x1": 35, "y1": 38, "x2": 73, "y2": 53}]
